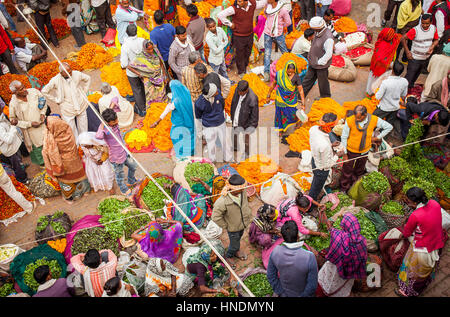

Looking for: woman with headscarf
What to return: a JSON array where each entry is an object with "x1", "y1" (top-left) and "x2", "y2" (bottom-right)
[
  {"x1": 128, "y1": 39, "x2": 170, "y2": 106},
  {"x1": 78, "y1": 131, "x2": 114, "y2": 194},
  {"x1": 249, "y1": 204, "x2": 281, "y2": 249},
  {"x1": 396, "y1": 187, "x2": 447, "y2": 297},
  {"x1": 145, "y1": 257, "x2": 194, "y2": 297},
  {"x1": 150, "y1": 80, "x2": 196, "y2": 159},
  {"x1": 317, "y1": 213, "x2": 368, "y2": 297},
  {"x1": 185, "y1": 239, "x2": 232, "y2": 296},
  {"x1": 366, "y1": 28, "x2": 402, "y2": 95},
  {"x1": 42, "y1": 115, "x2": 91, "y2": 204},
  {"x1": 131, "y1": 218, "x2": 183, "y2": 264},
  {"x1": 266, "y1": 60, "x2": 306, "y2": 136},
  {"x1": 98, "y1": 83, "x2": 134, "y2": 129}
]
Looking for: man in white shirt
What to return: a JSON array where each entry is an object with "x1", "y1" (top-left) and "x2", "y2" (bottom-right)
[
  {"x1": 291, "y1": 28, "x2": 314, "y2": 58},
  {"x1": 13, "y1": 37, "x2": 47, "y2": 72},
  {"x1": 91, "y1": 0, "x2": 116, "y2": 39},
  {"x1": 205, "y1": 18, "x2": 229, "y2": 79},
  {"x1": 120, "y1": 24, "x2": 146, "y2": 117},
  {"x1": 308, "y1": 112, "x2": 338, "y2": 202},
  {"x1": 302, "y1": 16, "x2": 333, "y2": 98},
  {"x1": 374, "y1": 61, "x2": 408, "y2": 130}
]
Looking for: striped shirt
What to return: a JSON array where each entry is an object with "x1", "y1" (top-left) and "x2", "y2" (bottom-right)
[{"x1": 181, "y1": 64, "x2": 213, "y2": 102}]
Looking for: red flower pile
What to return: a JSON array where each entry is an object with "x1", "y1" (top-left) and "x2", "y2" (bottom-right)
[
  {"x1": 331, "y1": 55, "x2": 346, "y2": 68},
  {"x1": 0, "y1": 174, "x2": 35, "y2": 221},
  {"x1": 345, "y1": 47, "x2": 372, "y2": 59}
]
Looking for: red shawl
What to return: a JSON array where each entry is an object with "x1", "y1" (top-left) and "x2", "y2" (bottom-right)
[{"x1": 369, "y1": 28, "x2": 402, "y2": 77}]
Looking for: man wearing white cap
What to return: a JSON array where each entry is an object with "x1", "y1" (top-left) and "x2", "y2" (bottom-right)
[{"x1": 301, "y1": 16, "x2": 333, "y2": 99}]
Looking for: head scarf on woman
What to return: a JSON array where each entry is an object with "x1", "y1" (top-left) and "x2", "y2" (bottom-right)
[
  {"x1": 370, "y1": 28, "x2": 402, "y2": 77},
  {"x1": 326, "y1": 213, "x2": 368, "y2": 280},
  {"x1": 275, "y1": 60, "x2": 299, "y2": 107},
  {"x1": 252, "y1": 204, "x2": 278, "y2": 232}
]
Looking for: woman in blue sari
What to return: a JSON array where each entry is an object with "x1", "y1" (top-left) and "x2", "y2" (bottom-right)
[{"x1": 150, "y1": 80, "x2": 196, "y2": 159}]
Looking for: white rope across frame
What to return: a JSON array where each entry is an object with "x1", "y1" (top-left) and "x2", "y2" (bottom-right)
[{"x1": 14, "y1": 5, "x2": 256, "y2": 297}]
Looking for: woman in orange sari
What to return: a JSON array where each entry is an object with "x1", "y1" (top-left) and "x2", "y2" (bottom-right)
[
  {"x1": 42, "y1": 115, "x2": 91, "y2": 204},
  {"x1": 366, "y1": 28, "x2": 402, "y2": 95}
]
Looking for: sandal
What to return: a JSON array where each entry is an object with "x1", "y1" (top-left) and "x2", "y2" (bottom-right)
[{"x1": 394, "y1": 288, "x2": 407, "y2": 297}]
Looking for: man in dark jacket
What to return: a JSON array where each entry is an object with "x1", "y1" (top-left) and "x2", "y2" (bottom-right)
[
  {"x1": 29, "y1": 0, "x2": 59, "y2": 47},
  {"x1": 230, "y1": 80, "x2": 259, "y2": 161},
  {"x1": 32, "y1": 265, "x2": 74, "y2": 297}
]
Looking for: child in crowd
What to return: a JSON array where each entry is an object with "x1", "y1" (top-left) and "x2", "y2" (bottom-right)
[{"x1": 291, "y1": 28, "x2": 315, "y2": 59}]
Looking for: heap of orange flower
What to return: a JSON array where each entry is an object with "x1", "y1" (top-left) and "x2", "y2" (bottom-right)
[
  {"x1": 16, "y1": 19, "x2": 71, "y2": 44},
  {"x1": 106, "y1": 47, "x2": 121, "y2": 57},
  {"x1": 100, "y1": 62, "x2": 133, "y2": 97},
  {"x1": 287, "y1": 98, "x2": 346, "y2": 153},
  {"x1": 77, "y1": 43, "x2": 113, "y2": 70},
  {"x1": 285, "y1": 30, "x2": 304, "y2": 50},
  {"x1": 47, "y1": 238, "x2": 67, "y2": 253},
  {"x1": 205, "y1": 0, "x2": 223, "y2": 6},
  {"x1": 334, "y1": 17, "x2": 358, "y2": 33},
  {"x1": 28, "y1": 60, "x2": 83, "y2": 86},
  {"x1": 276, "y1": 52, "x2": 308, "y2": 72},
  {"x1": 224, "y1": 73, "x2": 276, "y2": 115},
  {"x1": 299, "y1": 22, "x2": 310, "y2": 32},
  {"x1": 177, "y1": 6, "x2": 190, "y2": 27},
  {"x1": 142, "y1": 102, "x2": 173, "y2": 152},
  {"x1": 87, "y1": 92, "x2": 102, "y2": 104},
  {"x1": 291, "y1": 172, "x2": 312, "y2": 192},
  {"x1": 0, "y1": 175, "x2": 35, "y2": 221},
  {"x1": 195, "y1": 2, "x2": 214, "y2": 18},
  {"x1": 342, "y1": 95, "x2": 380, "y2": 115},
  {"x1": 144, "y1": 0, "x2": 159, "y2": 12},
  {"x1": 0, "y1": 74, "x2": 31, "y2": 104},
  {"x1": 234, "y1": 155, "x2": 281, "y2": 193}
]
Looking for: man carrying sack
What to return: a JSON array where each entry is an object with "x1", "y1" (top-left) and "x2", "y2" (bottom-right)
[{"x1": 339, "y1": 105, "x2": 393, "y2": 192}]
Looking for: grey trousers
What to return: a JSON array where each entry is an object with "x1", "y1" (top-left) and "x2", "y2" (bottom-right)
[{"x1": 127, "y1": 76, "x2": 146, "y2": 116}]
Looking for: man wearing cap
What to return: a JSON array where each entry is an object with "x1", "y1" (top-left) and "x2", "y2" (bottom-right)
[
  {"x1": 212, "y1": 174, "x2": 252, "y2": 267},
  {"x1": 301, "y1": 16, "x2": 334, "y2": 99},
  {"x1": 230, "y1": 80, "x2": 259, "y2": 162}
]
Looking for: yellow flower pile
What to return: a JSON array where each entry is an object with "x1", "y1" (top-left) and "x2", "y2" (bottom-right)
[
  {"x1": 125, "y1": 129, "x2": 151, "y2": 151},
  {"x1": 291, "y1": 172, "x2": 312, "y2": 192},
  {"x1": 76, "y1": 43, "x2": 113, "y2": 70},
  {"x1": 286, "y1": 121, "x2": 314, "y2": 152},
  {"x1": 106, "y1": 47, "x2": 121, "y2": 57},
  {"x1": 100, "y1": 62, "x2": 133, "y2": 97},
  {"x1": 204, "y1": 0, "x2": 222, "y2": 6},
  {"x1": 47, "y1": 238, "x2": 67, "y2": 254},
  {"x1": 285, "y1": 30, "x2": 304, "y2": 50},
  {"x1": 177, "y1": 5, "x2": 190, "y2": 27},
  {"x1": 144, "y1": 0, "x2": 159, "y2": 12},
  {"x1": 234, "y1": 155, "x2": 281, "y2": 193},
  {"x1": 276, "y1": 52, "x2": 308, "y2": 72},
  {"x1": 142, "y1": 102, "x2": 173, "y2": 152},
  {"x1": 194, "y1": 2, "x2": 213, "y2": 18},
  {"x1": 334, "y1": 17, "x2": 358, "y2": 33},
  {"x1": 87, "y1": 92, "x2": 102, "y2": 104}
]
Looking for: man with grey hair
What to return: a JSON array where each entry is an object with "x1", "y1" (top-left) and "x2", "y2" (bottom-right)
[
  {"x1": 98, "y1": 82, "x2": 134, "y2": 128},
  {"x1": 42, "y1": 62, "x2": 91, "y2": 141},
  {"x1": 9, "y1": 80, "x2": 48, "y2": 166},
  {"x1": 181, "y1": 51, "x2": 214, "y2": 103}
]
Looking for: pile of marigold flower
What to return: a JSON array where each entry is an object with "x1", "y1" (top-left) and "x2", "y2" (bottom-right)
[
  {"x1": 77, "y1": 43, "x2": 113, "y2": 70},
  {"x1": 28, "y1": 60, "x2": 83, "y2": 86},
  {"x1": 291, "y1": 172, "x2": 312, "y2": 192},
  {"x1": 142, "y1": 102, "x2": 173, "y2": 152},
  {"x1": 0, "y1": 74, "x2": 31, "y2": 103},
  {"x1": 285, "y1": 30, "x2": 304, "y2": 50},
  {"x1": 87, "y1": 92, "x2": 102, "y2": 104},
  {"x1": 276, "y1": 52, "x2": 308, "y2": 72},
  {"x1": 342, "y1": 95, "x2": 380, "y2": 114},
  {"x1": 177, "y1": 6, "x2": 190, "y2": 27},
  {"x1": 194, "y1": 1, "x2": 213, "y2": 18},
  {"x1": 334, "y1": 17, "x2": 358, "y2": 33},
  {"x1": 233, "y1": 155, "x2": 281, "y2": 193},
  {"x1": 100, "y1": 62, "x2": 133, "y2": 97},
  {"x1": 0, "y1": 175, "x2": 35, "y2": 221}
]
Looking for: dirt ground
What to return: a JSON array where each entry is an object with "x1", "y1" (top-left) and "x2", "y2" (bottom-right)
[{"x1": 0, "y1": 0, "x2": 449, "y2": 298}]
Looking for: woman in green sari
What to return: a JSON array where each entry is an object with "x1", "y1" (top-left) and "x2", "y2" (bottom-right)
[
  {"x1": 127, "y1": 39, "x2": 170, "y2": 107},
  {"x1": 80, "y1": 0, "x2": 99, "y2": 34}
]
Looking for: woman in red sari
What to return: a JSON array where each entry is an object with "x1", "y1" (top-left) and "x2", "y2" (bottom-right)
[{"x1": 366, "y1": 28, "x2": 402, "y2": 95}]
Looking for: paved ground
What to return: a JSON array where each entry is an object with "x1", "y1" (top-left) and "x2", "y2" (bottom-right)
[{"x1": 0, "y1": 0, "x2": 449, "y2": 297}]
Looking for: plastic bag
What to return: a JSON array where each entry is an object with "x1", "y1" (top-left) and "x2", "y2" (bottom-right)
[
  {"x1": 101, "y1": 28, "x2": 117, "y2": 47},
  {"x1": 173, "y1": 156, "x2": 218, "y2": 193},
  {"x1": 344, "y1": 32, "x2": 367, "y2": 50},
  {"x1": 117, "y1": 251, "x2": 131, "y2": 280},
  {"x1": 260, "y1": 172, "x2": 301, "y2": 207},
  {"x1": 298, "y1": 150, "x2": 313, "y2": 173},
  {"x1": 334, "y1": 41, "x2": 348, "y2": 55},
  {"x1": 124, "y1": 258, "x2": 147, "y2": 294},
  {"x1": 0, "y1": 244, "x2": 24, "y2": 273}
]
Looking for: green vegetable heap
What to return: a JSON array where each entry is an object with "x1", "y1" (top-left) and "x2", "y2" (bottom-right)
[
  {"x1": 98, "y1": 198, "x2": 132, "y2": 240},
  {"x1": 333, "y1": 211, "x2": 378, "y2": 241},
  {"x1": 36, "y1": 211, "x2": 69, "y2": 235},
  {"x1": 306, "y1": 223, "x2": 330, "y2": 251},
  {"x1": 403, "y1": 177, "x2": 437, "y2": 201},
  {"x1": 244, "y1": 273, "x2": 273, "y2": 297},
  {"x1": 98, "y1": 198, "x2": 131, "y2": 214},
  {"x1": 184, "y1": 162, "x2": 214, "y2": 188},
  {"x1": 0, "y1": 283, "x2": 14, "y2": 297},
  {"x1": 36, "y1": 216, "x2": 49, "y2": 233},
  {"x1": 215, "y1": 287, "x2": 238, "y2": 297},
  {"x1": 362, "y1": 171, "x2": 390, "y2": 194},
  {"x1": 123, "y1": 210, "x2": 151, "y2": 240},
  {"x1": 381, "y1": 201, "x2": 404, "y2": 215},
  {"x1": 141, "y1": 176, "x2": 174, "y2": 218},
  {"x1": 71, "y1": 227, "x2": 119, "y2": 257},
  {"x1": 325, "y1": 193, "x2": 353, "y2": 218},
  {"x1": 51, "y1": 210, "x2": 64, "y2": 220},
  {"x1": 378, "y1": 156, "x2": 413, "y2": 182},
  {"x1": 23, "y1": 257, "x2": 62, "y2": 292},
  {"x1": 401, "y1": 118, "x2": 424, "y2": 162}
]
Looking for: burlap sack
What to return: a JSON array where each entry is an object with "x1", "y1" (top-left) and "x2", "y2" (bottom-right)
[
  {"x1": 328, "y1": 56, "x2": 357, "y2": 82},
  {"x1": 348, "y1": 43, "x2": 374, "y2": 66}
]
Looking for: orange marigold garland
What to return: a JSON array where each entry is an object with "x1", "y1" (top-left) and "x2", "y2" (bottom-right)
[
  {"x1": 235, "y1": 155, "x2": 281, "y2": 193},
  {"x1": 194, "y1": 2, "x2": 213, "y2": 18},
  {"x1": 0, "y1": 74, "x2": 31, "y2": 103},
  {"x1": 342, "y1": 95, "x2": 379, "y2": 115},
  {"x1": 77, "y1": 43, "x2": 113, "y2": 70},
  {"x1": 100, "y1": 62, "x2": 133, "y2": 97},
  {"x1": 177, "y1": 6, "x2": 190, "y2": 27},
  {"x1": 291, "y1": 172, "x2": 312, "y2": 192},
  {"x1": 142, "y1": 102, "x2": 173, "y2": 152},
  {"x1": 334, "y1": 17, "x2": 358, "y2": 33},
  {"x1": 28, "y1": 60, "x2": 83, "y2": 86},
  {"x1": 276, "y1": 52, "x2": 308, "y2": 72},
  {"x1": 87, "y1": 92, "x2": 102, "y2": 104},
  {"x1": 285, "y1": 30, "x2": 304, "y2": 50}
]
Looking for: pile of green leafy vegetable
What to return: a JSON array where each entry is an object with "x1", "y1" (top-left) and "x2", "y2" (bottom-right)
[
  {"x1": 381, "y1": 201, "x2": 404, "y2": 215},
  {"x1": 184, "y1": 162, "x2": 214, "y2": 189},
  {"x1": 215, "y1": 287, "x2": 238, "y2": 297},
  {"x1": 141, "y1": 176, "x2": 174, "y2": 218},
  {"x1": 333, "y1": 211, "x2": 378, "y2": 241},
  {"x1": 98, "y1": 198, "x2": 131, "y2": 214},
  {"x1": 306, "y1": 223, "x2": 330, "y2": 251},
  {"x1": 71, "y1": 226, "x2": 119, "y2": 257},
  {"x1": 98, "y1": 198, "x2": 134, "y2": 240},
  {"x1": 36, "y1": 211, "x2": 69, "y2": 235},
  {"x1": 0, "y1": 283, "x2": 14, "y2": 297},
  {"x1": 378, "y1": 156, "x2": 413, "y2": 181},
  {"x1": 362, "y1": 171, "x2": 390, "y2": 194},
  {"x1": 401, "y1": 118, "x2": 424, "y2": 162},
  {"x1": 325, "y1": 193, "x2": 353, "y2": 218},
  {"x1": 123, "y1": 210, "x2": 151, "y2": 240},
  {"x1": 243, "y1": 273, "x2": 273, "y2": 297},
  {"x1": 403, "y1": 177, "x2": 437, "y2": 200},
  {"x1": 23, "y1": 257, "x2": 62, "y2": 292}
]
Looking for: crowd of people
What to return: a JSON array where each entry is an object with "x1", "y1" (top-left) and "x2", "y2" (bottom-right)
[{"x1": 0, "y1": 0, "x2": 448, "y2": 298}]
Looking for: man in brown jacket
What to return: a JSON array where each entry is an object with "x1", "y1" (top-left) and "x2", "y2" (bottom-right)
[{"x1": 212, "y1": 174, "x2": 252, "y2": 266}]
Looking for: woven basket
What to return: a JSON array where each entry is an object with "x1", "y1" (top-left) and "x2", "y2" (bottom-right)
[
  {"x1": 119, "y1": 207, "x2": 154, "y2": 249},
  {"x1": 379, "y1": 202, "x2": 412, "y2": 230},
  {"x1": 135, "y1": 173, "x2": 174, "y2": 214},
  {"x1": 97, "y1": 195, "x2": 133, "y2": 213}
]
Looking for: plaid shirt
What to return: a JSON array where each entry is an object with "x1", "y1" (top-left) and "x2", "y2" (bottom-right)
[
  {"x1": 181, "y1": 64, "x2": 213, "y2": 102},
  {"x1": 326, "y1": 213, "x2": 367, "y2": 280}
]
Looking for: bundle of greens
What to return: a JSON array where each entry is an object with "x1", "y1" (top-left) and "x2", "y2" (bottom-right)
[
  {"x1": 22, "y1": 257, "x2": 62, "y2": 292},
  {"x1": 401, "y1": 119, "x2": 424, "y2": 162},
  {"x1": 381, "y1": 201, "x2": 404, "y2": 215},
  {"x1": 141, "y1": 176, "x2": 174, "y2": 218},
  {"x1": 184, "y1": 162, "x2": 214, "y2": 189},
  {"x1": 306, "y1": 223, "x2": 330, "y2": 251},
  {"x1": 378, "y1": 156, "x2": 413, "y2": 182},
  {"x1": 361, "y1": 171, "x2": 390, "y2": 194},
  {"x1": 403, "y1": 177, "x2": 437, "y2": 200},
  {"x1": 0, "y1": 283, "x2": 14, "y2": 297},
  {"x1": 98, "y1": 198, "x2": 131, "y2": 214},
  {"x1": 123, "y1": 210, "x2": 151, "y2": 240},
  {"x1": 333, "y1": 211, "x2": 378, "y2": 241},
  {"x1": 243, "y1": 273, "x2": 273, "y2": 297},
  {"x1": 71, "y1": 227, "x2": 119, "y2": 257},
  {"x1": 98, "y1": 198, "x2": 133, "y2": 240},
  {"x1": 325, "y1": 193, "x2": 354, "y2": 218}
]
